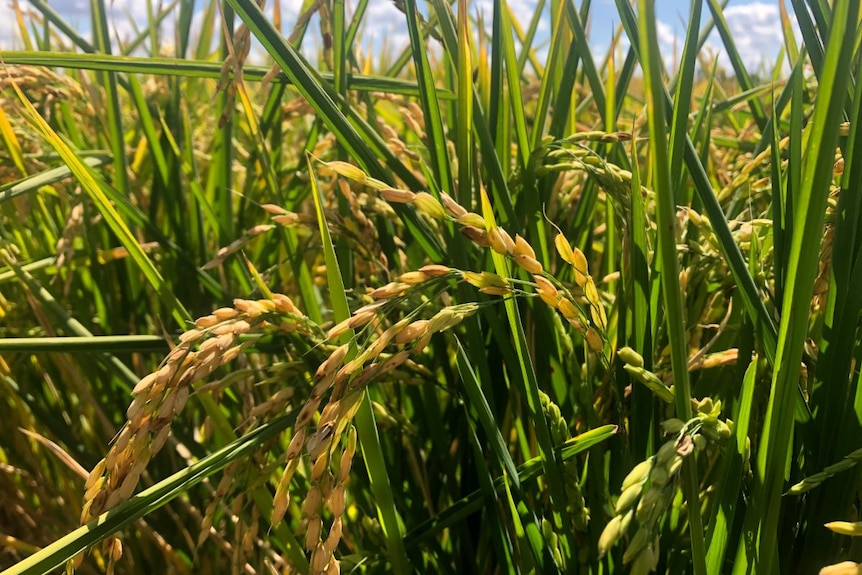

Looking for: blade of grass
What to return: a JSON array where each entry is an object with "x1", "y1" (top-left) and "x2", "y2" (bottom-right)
[
  {"x1": 502, "y1": 473, "x2": 557, "y2": 573},
  {"x1": 455, "y1": 0, "x2": 473, "y2": 206},
  {"x1": 403, "y1": 425, "x2": 617, "y2": 547},
  {"x1": 7, "y1": 78, "x2": 191, "y2": 328},
  {"x1": 0, "y1": 104, "x2": 26, "y2": 177},
  {"x1": 455, "y1": 337, "x2": 519, "y2": 488},
  {"x1": 127, "y1": 74, "x2": 169, "y2": 184},
  {"x1": 733, "y1": 2, "x2": 859, "y2": 572},
  {"x1": 797, "y1": 37, "x2": 862, "y2": 571},
  {"x1": 789, "y1": 0, "x2": 825, "y2": 79},
  {"x1": 402, "y1": 0, "x2": 454, "y2": 194},
  {"x1": 422, "y1": 0, "x2": 519, "y2": 226},
  {"x1": 636, "y1": 2, "x2": 705, "y2": 574},
  {"x1": 705, "y1": 353, "x2": 758, "y2": 573},
  {"x1": 0, "y1": 50, "x2": 451, "y2": 98},
  {"x1": 492, "y1": 0, "x2": 530, "y2": 171},
  {"x1": 463, "y1": 417, "x2": 518, "y2": 574},
  {"x1": 0, "y1": 336, "x2": 169, "y2": 353},
  {"x1": 0, "y1": 156, "x2": 110, "y2": 203},
  {"x1": 626, "y1": 124, "x2": 654, "y2": 461},
  {"x1": 89, "y1": 0, "x2": 129, "y2": 195}
]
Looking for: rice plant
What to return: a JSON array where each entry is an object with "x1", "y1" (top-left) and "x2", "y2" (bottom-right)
[{"x1": 1, "y1": 0, "x2": 860, "y2": 574}]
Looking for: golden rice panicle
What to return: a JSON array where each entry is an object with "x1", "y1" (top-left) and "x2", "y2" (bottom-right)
[
  {"x1": 82, "y1": 295, "x2": 312, "y2": 525},
  {"x1": 411, "y1": 192, "x2": 447, "y2": 219},
  {"x1": 461, "y1": 271, "x2": 511, "y2": 296},
  {"x1": 570, "y1": 246, "x2": 590, "y2": 287},
  {"x1": 487, "y1": 226, "x2": 516, "y2": 255},
  {"x1": 198, "y1": 462, "x2": 239, "y2": 549}
]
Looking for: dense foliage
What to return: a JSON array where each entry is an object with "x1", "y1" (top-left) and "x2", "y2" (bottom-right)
[{"x1": 1, "y1": 1, "x2": 861, "y2": 574}]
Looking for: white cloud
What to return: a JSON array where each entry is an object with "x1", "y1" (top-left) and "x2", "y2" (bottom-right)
[
  {"x1": 702, "y1": 1, "x2": 798, "y2": 75},
  {"x1": 362, "y1": 1, "x2": 410, "y2": 53},
  {"x1": 0, "y1": 14, "x2": 18, "y2": 49}
]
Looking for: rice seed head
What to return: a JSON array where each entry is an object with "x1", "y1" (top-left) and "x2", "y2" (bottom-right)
[
  {"x1": 272, "y1": 476, "x2": 292, "y2": 525},
  {"x1": 324, "y1": 160, "x2": 368, "y2": 184},
  {"x1": 571, "y1": 248, "x2": 589, "y2": 287},
  {"x1": 346, "y1": 363, "x2": 383, "y2": 390},
  {"x1": 460, "y1": 225, "x2": 490, "y2": 246},
  {"x1": 628, "y1": 544, "x2": 658, "y2": 575},
  {"x1": 427, "y1": 308, "x2": 458, "y2": 334},
  {"x1": 622, "y1": 459, "x2": 654, "y2": 491},
  {"x1": 305, "y1": 517, "x2": 323, "y2": 550},
  {"x1": 418, "y1": 264, "x2": 451, "y2": 277},
  {"x1": 326, "y1": 318, "x2": 353, "y2": 340},
  {"x1": 324, "y1": 517, "x2": 343, "y2": 553},
  {"x1": 533, "y1": 275, "x2": 560, "y2": 308},
  {"x1": 295, "y1": 397, "x2": 322, "y2": 430},
  {"x1": 623, "y1": 526, "x2": 652, "y2": 564},
  {"x1": 272, "y1": 293, "x2": 303, "y2": 315},
  {"x1": 369, "y1": 282, "x2": 410, "y2": 299},
  {"x1": 440, "y1": 192, "x2": 468, "y2": 218},
  {"x1": 555, "y1": 234, "x2": 575, "y2": 264},
  {"x1": 513, "y1": 234, "x2": 536, "y2": 259},
  {"x1": 413, "y1": 192, "x2": 446, "y2": 219},
  {"x1": 108, "y1": 537, "x2": 123, "y2": 562},
  {"x1": 514, "y1": 255, "x2": 543, "y2": 274},
  {"x1": 615, "y1": 483, "x2": 642, "y2": 514},
  {"x1": 338, "y1": 448, "x2": 354, "y2": 484},
  {"x1": 825, "y1": 522, "x2": 862, "y2": 537},
  {"x1": 308, "y1": 422, "x2": 336, "y2": 460},
  {"x1": 379, "y1": 187, "x2": 415, "y2": 203},
  {"x1": 347, "y1": 309, "x2": 377, "y2": 330},
  {"x1": 317, "y1": 345, "x2": 349, "y2": 379},
  {"x1": 395, "y1": 319, "x2": 429, "y2": 345},
  {"x1": 397, "y1": 270, "x2": 428, "y2": 284},
  {"x1": 328, "y1": 483, "x2": 347, "y2": 516},
  {"x1": 487, "y1": 226, "x2": 515, "y2": 255},
  {"x1": 585, "y1": 327, "x2": 603, "y2": 353},
  {"x1": 457, "y1": 212, "x2": 486, "y2": 228},
  {"x1": 558, "y1": 298, "x2": 580, "y2": 321},
  {"x1": 287, "y1": 428, "x2": 307, "y2": 460},
  {"x1": 636, "y1": 486, "x2": 663, "y2": 523},
  {"x1": 261, "y1": 203, "x2": 288, "y2": 215},
  {"x1": 598, "y1": 514, "x2": 623, "y2": 558},
  {"x1": 618, "y1": 347, "x2": 645, "y2": 368},
  {"x1": 462, "y1": 271, "x2": 505, "y2": 289},
  {"x1": 132, "y1": 373, "x2": 157, "y2": 395},
  {"x1": 310, "y1": 543, "x2": 332, "y2": 575}
]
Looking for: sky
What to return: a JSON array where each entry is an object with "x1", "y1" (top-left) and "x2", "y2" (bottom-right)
[{"x1": 0, "y1": 0, "x2": 797, "y2": 75}]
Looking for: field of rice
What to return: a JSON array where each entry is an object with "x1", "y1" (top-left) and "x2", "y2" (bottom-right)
[{"x1": 1, "y1": 1, "x2": 861, "y2": 574}]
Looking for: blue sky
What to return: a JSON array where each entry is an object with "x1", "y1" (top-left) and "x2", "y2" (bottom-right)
[{"x1": 1, "y1": 1, "x2": 796, "y2": 74}]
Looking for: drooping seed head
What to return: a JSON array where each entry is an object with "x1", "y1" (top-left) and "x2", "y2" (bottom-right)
[
  {"x1": 571, "y1": 248, "x2": 589, "y2": 287},
  {"x1": 513, "y1": 235, "x2": 536, "y2": 259},
  {"x1": 514, "y1": 255, "x2": 543, "y2": 274},
  {"x1": 418, "y1": 264, "x2": 451, "y2": 277},
  {"x1": 457, "y1": 212, "x2": 487, "y2": 228},
  {"x1": 440, "y1": 193, "x2": 468, "y2": 218},
  {"x1": 380, "y1": 187, "x2": 416, "y2": 203},
  {"x1": 460, "y1": 225, "x2": 490, "y2": 246},
  {"x1": 413, "y1": 192, "x2": 447, "y2": 219},
  {"x1": 324, "y1": 161, "x2": 368, "y2": 183},
  {"x1": 555, "y1": 233, "x2": 575, "y2": 264}
]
